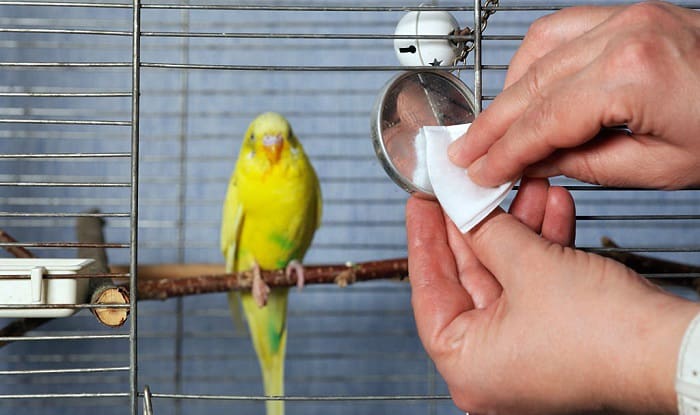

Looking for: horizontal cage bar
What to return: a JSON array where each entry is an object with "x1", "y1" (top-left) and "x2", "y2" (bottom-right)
[
  {"x1": 146, "y1": 392, "x2": 452, "y2": 401},
  {"x1": 0, "y1": 182, "x2": 131, "y2": 187},
  {"x1": 0, "y1": 334, "x2": 129, "y2": 341},
  {"x1": 0, "y1": 119, "x2": 131, "y2": 126},
  {"x1": 0, "y1": 1, "x2": 130, "y2": 8},
  {"x1": 0, "y1": 153, "x2": 130, "y2": 159},
  {"x1": 0, "y1": 27, "x2": 130, "y2": 36},
  {"x1": 0, "y1": 393, "x2": 130, "y2": 399},
  {"x1": 0, "y1": 242, "x2": 129, "y2": 248},
  {"x1": 0, "y1": 304, "x2": 130, "y2": 309},
  {"x1": 0, "y1": 273, "x2": 129, "y2": 280},
  {"x1": 0, "y1": 367, "x2": 129, "y2": 375},
  {"x1": 0, "y1": 92, "x2": 131, "y2": 97}
]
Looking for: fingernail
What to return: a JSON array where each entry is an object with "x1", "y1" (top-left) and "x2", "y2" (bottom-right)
[
  {"x1": 447, "y1": 140, "x2": 461, "y2": 161},
  {"x1": 468, "y1": 156, "x2": 486, "y2": 181}
]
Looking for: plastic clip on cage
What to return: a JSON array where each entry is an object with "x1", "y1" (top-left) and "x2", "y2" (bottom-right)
[{"x1": 0, "y1": 258, "x2": 94, "y2": 317}]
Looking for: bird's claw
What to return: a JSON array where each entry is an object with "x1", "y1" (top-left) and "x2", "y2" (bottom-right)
[
  {"x1": 285, "y1": 260, "x2": 305, "y2": 291},
  {"x1": 252, "y1": 263, "x2": 270, "y2": 308}
]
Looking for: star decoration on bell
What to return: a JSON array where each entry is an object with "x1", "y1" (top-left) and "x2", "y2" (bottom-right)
[{"x1": 429, "y1": 58, "x2": 443, "y2": 66}]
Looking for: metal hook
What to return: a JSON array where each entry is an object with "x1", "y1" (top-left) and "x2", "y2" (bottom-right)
[{"x1": 143, "y1": 385, "x2": 154, "y2": 415}]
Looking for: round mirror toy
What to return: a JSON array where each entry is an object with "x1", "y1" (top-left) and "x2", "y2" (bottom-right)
[{"x1": 371, "y1": 70, "x2": 477, "y2": 199}]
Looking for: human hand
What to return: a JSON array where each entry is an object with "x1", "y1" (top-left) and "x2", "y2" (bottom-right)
[
  {"x1": 448, "y1": 2, "x2": 700, "y2": 189},
  {"x1": 406, "y1": 178, "x2": 700, "y2": 414}
]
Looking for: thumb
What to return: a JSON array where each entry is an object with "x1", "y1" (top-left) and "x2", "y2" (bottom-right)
[{"x1": 465, "y1": 210, "x2": 560, "y2": 290}]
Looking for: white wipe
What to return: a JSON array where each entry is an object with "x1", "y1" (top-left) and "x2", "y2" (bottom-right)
[
  {"x1": 412, "y1": 130, "x2": 433, "y2": 193},
  {"x1": 422, "y1": 124, "x2": 514, "y2": 233}
]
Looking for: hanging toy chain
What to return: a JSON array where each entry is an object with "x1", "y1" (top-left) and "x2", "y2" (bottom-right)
[{"x1": 455, "y1": 0, "x2": 499, "y2": 63}]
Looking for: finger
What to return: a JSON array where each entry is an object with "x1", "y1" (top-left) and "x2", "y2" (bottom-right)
[
  {"x1": 508, "y1": 176, "x2": 550, "y2": 234},
  {"x1": 542, "y1": 186, "x2": 576, "y2": 247},
  {"x1": 444, "y1": 214, "x2": 502, "y2": 309},
  {"x1": 465, "y1": 57, "x2": 645, "y2": 188},
  {"x1": 406, "y1": 197, "x2": 475, "y2": 342},
  {"x1": 459, "y1": 3, "x2": 683, "y2": 185},
  {"x1": 466, "y1": 209, "x2": 557, "y2": 290},
  {"x1": 525, "y1": 133, "x2": 688, "y2": 189},
  {"x1": 448, "y1": 8, "x2": 619, "y2": 169},
  {"x1": 505, "y1": 5, "x2": 619, "y2": 88}
]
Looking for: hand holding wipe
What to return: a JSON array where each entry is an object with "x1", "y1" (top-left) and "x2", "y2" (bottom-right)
[{"x1": 419, "y1": 123, "x2": 514, "y2": 233}]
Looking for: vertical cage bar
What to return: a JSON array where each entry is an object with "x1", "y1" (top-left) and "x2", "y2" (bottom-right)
[
  {"x1": 427, "y1": 358, "x2": 437, "y2": 415},
  {"x1": 473, "y1": 0, "x2": 483, "y2": 113},
  {"x1": 130, "y1": 0, "x2": 142, "y2": 412},
  {"x1": 174, "y1": 6, "x2": 191, "y2": 414}
]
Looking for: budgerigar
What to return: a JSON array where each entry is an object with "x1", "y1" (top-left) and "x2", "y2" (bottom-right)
[{"x1": 220, "y1": 112, "x2": 322, "y2": 415}]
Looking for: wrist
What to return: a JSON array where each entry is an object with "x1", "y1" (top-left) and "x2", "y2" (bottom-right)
[
  {"x1": 591, "y1": 287, "x2": 700, "y2": 413},
  {"x1": 676, "y1": 307, "x2": 700, "y2": 414},
  {"x1": 634, "y1": 293, "x2": 700, "y2": 413}
]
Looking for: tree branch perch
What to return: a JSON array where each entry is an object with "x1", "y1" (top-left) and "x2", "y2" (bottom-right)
[
  {"x1": 111, "y1": 237, "x2": 699, "y2": 301},
  {"x1": 130, "y1": 259, "x2": 408, "y2": 301}
]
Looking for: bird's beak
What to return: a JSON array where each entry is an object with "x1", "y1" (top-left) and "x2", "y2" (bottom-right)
[{"x1": 262, "y1": 135, "x2": 283, "y2": 164}]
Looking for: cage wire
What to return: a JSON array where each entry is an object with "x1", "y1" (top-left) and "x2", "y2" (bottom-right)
[{"x1": 0, "y1": 0, "x2": 699, "y2": 414}]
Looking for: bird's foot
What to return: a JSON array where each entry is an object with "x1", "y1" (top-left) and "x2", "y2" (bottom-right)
[
  {"x1": 285, "y1": 259, "x2": 305, "y2": 291},
  {"x1": 251, "y1": 262, "x2": 270, "y2": 308}
]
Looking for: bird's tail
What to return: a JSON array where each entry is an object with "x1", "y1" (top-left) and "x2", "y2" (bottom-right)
[
  {"x1": 261, "y1": 346, "x2": 285, "y2": 415},
  {"x1": 241, "y1": 288, "x2": 288, "y2": 415}
]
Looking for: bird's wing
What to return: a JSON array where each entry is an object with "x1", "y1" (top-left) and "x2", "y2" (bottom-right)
[
  {"x1": 221, "y1": 172, "x2": 244, "y2": 273},
  {"x1": 314, "y1": 171, "x2": 323, "y2": 230}
]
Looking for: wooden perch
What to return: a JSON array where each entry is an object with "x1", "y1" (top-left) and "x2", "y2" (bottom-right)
[
  {"x1": 90, "y1": 285, "x2": 130, "y2": 327},
  {"x1": 132, "y1": 259, "x2": 408, "y2": 301},
  {"x1": 114, "y1": 237, "x2": 699, "y2": 301},
  {"x1": 76, "y1": 211, "x2": 130, "y2": 327}
]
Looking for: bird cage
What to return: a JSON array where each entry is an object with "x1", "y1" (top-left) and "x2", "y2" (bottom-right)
[{"x1": 1, "y1": 1, "x2": 699, "y2": 414}]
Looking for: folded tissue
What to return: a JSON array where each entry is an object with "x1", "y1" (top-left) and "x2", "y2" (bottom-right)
[{"x1": 415, "y1": 123, "x2": 514, "y2": 233}]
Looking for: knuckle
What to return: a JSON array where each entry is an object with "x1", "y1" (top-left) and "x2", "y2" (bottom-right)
[
  {"x1": 517, "y1": 95, "x2": 558, "y2": 148},
  {"x1": 572, "y1": 149, "x2": 606, "y2": 186},
  {"x1": 522, "y1": 61, "x2": 546, "y2": 102},
  {"x1": 524, "y1": 14, "x2": 554, "y2": 45},
  {"x1": 604, "y1": 91, "x2": 633, "y2": 127},
  {"x1": 603, "y1": 3, "x2": 677, "y2": 78},
  {"x1": 605, "y1": 33, "x2": 661, "y2": 77},
  {"x1": 523, "y1": 5, "x2": 600, "y2": 48},
  {"x1": 615, "y1": 1, "x2": 673, "y2": 26}
]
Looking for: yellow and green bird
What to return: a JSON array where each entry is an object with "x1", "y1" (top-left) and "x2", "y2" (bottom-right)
[{"x1": 220, "y1": 112, "x2": 322, "y2": 415}]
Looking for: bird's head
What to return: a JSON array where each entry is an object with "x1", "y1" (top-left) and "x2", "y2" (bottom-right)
[{"x1": 242, "y1": 112, "x2": 297, "y2": 165}]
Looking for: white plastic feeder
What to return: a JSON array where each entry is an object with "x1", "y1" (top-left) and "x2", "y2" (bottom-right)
[{"x1": 0, "y1": 258, "x2": 94, "y2": 318}]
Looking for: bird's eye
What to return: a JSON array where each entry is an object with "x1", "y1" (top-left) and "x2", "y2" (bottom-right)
[{"x1": 249, "y1": 134, "x2": 255, "y2": 142}]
